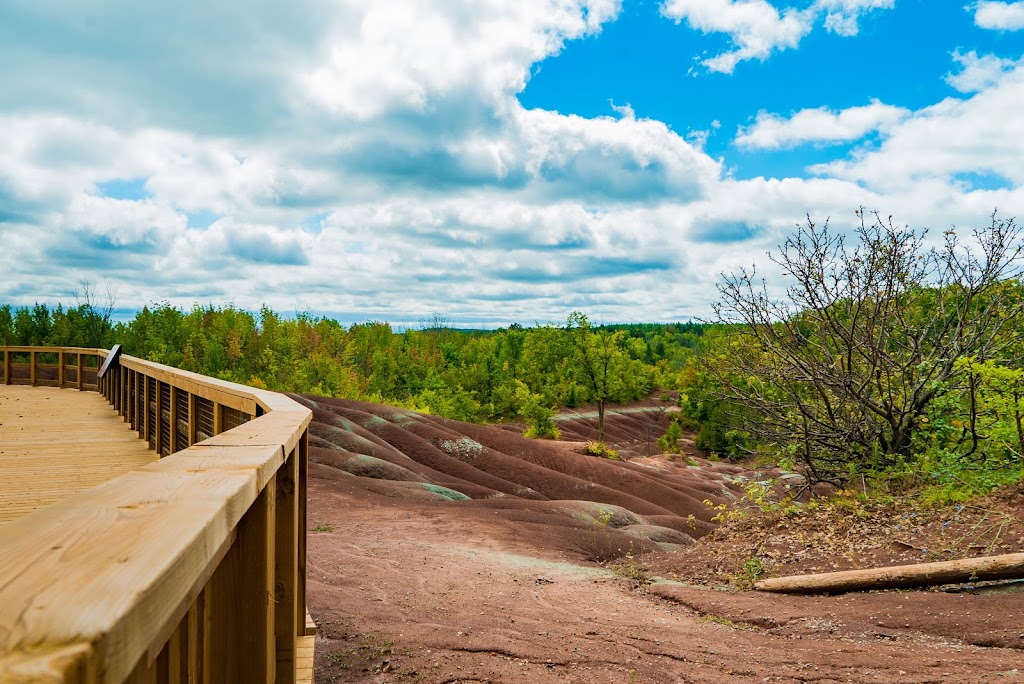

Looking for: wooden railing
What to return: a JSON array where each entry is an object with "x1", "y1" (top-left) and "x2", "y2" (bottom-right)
[
  {"x1": 1, "y1": 346, "x2": 105, "y2": 389},
  {"x1": 0, "y1": 346, "x2": 312, "y2": 683}
]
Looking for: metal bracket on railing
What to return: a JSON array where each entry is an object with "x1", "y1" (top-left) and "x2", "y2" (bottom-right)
[{"x1": 97, "y1": 344, "x2": 122, "y2": 379}]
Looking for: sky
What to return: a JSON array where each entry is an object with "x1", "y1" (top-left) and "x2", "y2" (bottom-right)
[{"x1": 2, "y1": 0, "x2": 1023, "y2": 326}]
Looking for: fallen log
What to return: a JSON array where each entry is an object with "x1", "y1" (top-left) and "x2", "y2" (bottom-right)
[{"x1": 754, "y1": 552, "x2": 1024, "y2": 594}]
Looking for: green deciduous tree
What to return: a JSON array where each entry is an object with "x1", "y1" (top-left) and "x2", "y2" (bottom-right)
[{"x1": 565, "y1": 311, "x2": 651, "y2": 445}]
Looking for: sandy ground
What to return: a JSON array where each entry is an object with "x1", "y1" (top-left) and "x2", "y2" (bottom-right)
[{"x1": 296, "y1": 396, "x2": 1024, "y2": 683}]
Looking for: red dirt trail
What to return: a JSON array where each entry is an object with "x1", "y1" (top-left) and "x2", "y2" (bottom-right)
[{"x1": 295, "y1": 395, "x2": 1024, "y2": 684}]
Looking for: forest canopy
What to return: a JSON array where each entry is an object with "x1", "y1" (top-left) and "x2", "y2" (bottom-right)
[{"x1": 0, "y1": 302, "x2": 704, "y2": 427}]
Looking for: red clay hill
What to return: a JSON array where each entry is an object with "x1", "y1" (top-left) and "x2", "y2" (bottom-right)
[{"x1": 296, "y1": 394, "x2": 1024, "y2": 684}]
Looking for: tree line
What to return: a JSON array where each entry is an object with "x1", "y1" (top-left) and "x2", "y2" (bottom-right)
[{"x1": 0, "y1": 301, "x2": 706, "y2": 438}]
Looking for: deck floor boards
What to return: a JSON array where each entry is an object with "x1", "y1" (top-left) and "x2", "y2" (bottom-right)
[{"x1": 0, "y1": 385, "x2": 157, "y2": 524}]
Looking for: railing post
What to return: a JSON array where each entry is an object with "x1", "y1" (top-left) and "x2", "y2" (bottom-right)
[
  {"x1": 297, "y1": 430, "x2": 308, "y2": 639},
  {"x1": 130, "y1": 370, "x2": 136, "y2": 431},
  {"x1": 58, "y1": 351, "x2": 65, "y2": 388},
  {"x1": 2, "y1": 350, "x2": 8, "y2": 385},
  {"x1": 274, "y1": 446, "x2": 300, "y2": 683},
  {"x1": 77, "y1": 353, "x2": 83, "y2": 391},
  {"x1": 213, "y1": 402, "x2": 223, "y2": 436},
  {"x1": 207, "y1": 479, "x2": 277, "y2": 683},
  {"x1": 123, "y1": 368, "x2": 130, "y2": 422},
  {"x1": 29, "y1": 350, "x2": 36, "y2": 386}
]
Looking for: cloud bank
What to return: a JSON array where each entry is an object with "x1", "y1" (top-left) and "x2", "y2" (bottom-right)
[{"x1": 0, "y1": 0, "x2": 1022, "y2": 324}]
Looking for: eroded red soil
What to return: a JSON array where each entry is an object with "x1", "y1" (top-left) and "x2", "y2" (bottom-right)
[{"x1": 296, "y1": 395, "x2": 1024, "y2": 683}]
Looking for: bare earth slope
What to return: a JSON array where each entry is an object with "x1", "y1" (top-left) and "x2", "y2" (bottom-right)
[{"x1": 296, "y1": 395, "x2": 1024, "y2": 683}]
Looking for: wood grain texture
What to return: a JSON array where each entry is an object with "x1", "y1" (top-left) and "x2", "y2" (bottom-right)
[
  {"x1": 0, "y1": 350, "x2": 312, "y2": 683},
  {"x1": 0, "y1": 444, "x2": 282, "y2": 681},
  {"x1": 0, "y1": 386, "x2": 156, "y2": 524},
  {"x1": 294, "y1": 636, "x2": 314, "y2": 684}
]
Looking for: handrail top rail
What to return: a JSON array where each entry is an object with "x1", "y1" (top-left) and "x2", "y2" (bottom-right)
[
  {"x1": 0, "y1": 345, "x2": 309, "y2": 420},
  {"x1": 0, "y1": 345, "x2": 110, "y2": 356},
  {"x1": 116, "y1": 354, "x2": 308, "y2": 418}
]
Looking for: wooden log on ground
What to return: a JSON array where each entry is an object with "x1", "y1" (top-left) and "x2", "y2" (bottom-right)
[{"x1": 754, "y1": 553, "x2": 1024, "y2": 594}]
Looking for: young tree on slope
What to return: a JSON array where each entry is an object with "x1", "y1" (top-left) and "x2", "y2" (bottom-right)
[
  {"x1": 711, "y1": 210, "x2": 1024, "y2": 483},
  {"x1": 566, "y1": 311, "x2": 627, "y2": 447}
]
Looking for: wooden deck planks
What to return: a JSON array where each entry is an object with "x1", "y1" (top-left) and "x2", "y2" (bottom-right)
[
  {"x1": 296, "y1": 609, "x2": 317, "y2": 682},
  {"x1": 296, "y1": 635, "x2": 315, "y2": 683},
  {"x1": 0, "y1": 385, "x2": 157, "y2": 524}
]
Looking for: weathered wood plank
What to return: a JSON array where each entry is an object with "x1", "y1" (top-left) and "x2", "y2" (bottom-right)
[
  {"x1": 198, "y1": 411, "x2": 310, "y2": 454},
  {"x1": 0, "y1": 642, "x2": 95, "y2": 682}
]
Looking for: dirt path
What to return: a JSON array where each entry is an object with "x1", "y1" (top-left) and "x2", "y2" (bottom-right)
[{"x1": 308, "y1": 481, "x2": 1024, "y2": 683}]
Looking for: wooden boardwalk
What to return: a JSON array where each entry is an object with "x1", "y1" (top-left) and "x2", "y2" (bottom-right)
[{"x1": 0, "y1": 384, "x2": 157, "y2": 524}]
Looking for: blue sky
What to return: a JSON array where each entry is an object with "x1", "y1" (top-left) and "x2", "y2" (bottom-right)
[{"x1": 1, "y1": 0, "x2": 1023, "y2": 325}]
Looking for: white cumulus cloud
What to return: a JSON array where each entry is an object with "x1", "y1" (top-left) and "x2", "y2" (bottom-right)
[
  {"x1": 661, "y1": 0, "x2": 813, "y2": 73},
  {"x1": 302, "y1": 0, "x2": 621, "y2": 119},
  {"x1": 812, "y1": 66, "x2": 1024, "y2": 191},
  {"x1": 817, "y1": 0, "x2": 895, "y2": 36},
  {"x1": 946, "y1": 49, "x2": 1023, "y2": 93},
  {"x1": 973, "y1": 1, "x2": 1024, "y2": 30},
  {"x1": 735, "y1": 99, "x2": 910, "y2": 149},
  {"x1": 661, "y1": 0, "x2": 894, "y2": 73}
]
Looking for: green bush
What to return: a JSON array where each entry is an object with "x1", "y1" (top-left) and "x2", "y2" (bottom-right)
[
  {"x1": 585, "y1": 441, "x2": 620, "y2": 460},
  {"x1": 658, "y1": 419, "x2": 683, "y2": 454}
]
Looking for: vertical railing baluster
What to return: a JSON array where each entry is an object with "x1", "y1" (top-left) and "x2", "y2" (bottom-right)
[
  {"x1": 187, "y1": 592, "x2": 203, "y2": 682},
  {"x1": 142, "y1": 374, "x2": 149, "y2": 443},
  {"x1": 123, "y1": 368, "x2": 130, "y2": 422},
  {"x1": 154, "y1": 381, "x2": 162, "y2": 455},
  {"x1": 169, "y1": 385, "x2": 177, "y2": 454},
  {"x1": 137, "y1": 372, "x2": 144, "y2": 438},
  {"x1": 187, "y1": 393, "x2": 196, "y2": 446},
  {"x1": 130, "y1": 369, "x2": 135, "y2": 427}
]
